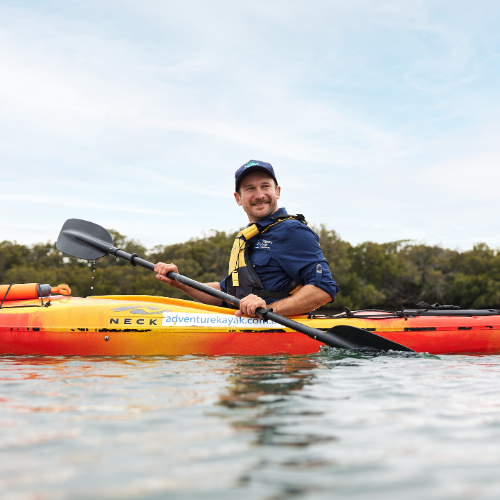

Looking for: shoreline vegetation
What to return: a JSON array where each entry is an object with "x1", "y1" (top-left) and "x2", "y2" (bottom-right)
[{"x1": 1, "y1": 227, "x2": 499, "y2": 311}]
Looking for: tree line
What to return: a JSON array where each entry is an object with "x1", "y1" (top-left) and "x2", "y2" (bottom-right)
[{"x1": 1, "y1": 227, "x2": 500, "y2": 311}]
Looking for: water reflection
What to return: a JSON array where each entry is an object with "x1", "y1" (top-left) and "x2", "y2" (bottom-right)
[
  {"x1": 219, "y1": 356, "x2": 320, "y2": 408},
  {"x1": 0, "y1": 355, "x2": 242, "y2": 497},
  {"x1": 218, "y1": 355, "x2": 337, "y2": 461}
]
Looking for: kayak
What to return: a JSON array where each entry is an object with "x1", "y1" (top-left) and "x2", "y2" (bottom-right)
[{"x1": 1, "y1": 293, "x2": 500, "y2": 355}]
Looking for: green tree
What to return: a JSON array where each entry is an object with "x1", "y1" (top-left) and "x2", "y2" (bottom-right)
[{"x1": 2, "y1": 230, "x2": 500, "y2": 311}]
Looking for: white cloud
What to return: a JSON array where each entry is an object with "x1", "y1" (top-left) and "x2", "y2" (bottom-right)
[{"x1": 1, "y1": 0, "x2": 500, "y2": 250}]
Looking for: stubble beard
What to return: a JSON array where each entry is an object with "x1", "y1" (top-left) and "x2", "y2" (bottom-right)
[{"x1": 247, "y1": 198, "x2": 279, "y2": 223}]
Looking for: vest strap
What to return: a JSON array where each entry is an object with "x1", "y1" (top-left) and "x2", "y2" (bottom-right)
[{"x1": 252, "y1": 288, "x2": 292, "y2": 299}]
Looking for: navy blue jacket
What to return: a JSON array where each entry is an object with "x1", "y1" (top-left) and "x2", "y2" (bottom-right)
[{"x1": 220, "y1": 208, "x2": 340, "y2": 304}]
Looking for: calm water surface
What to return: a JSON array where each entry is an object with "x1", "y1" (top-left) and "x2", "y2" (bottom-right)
[{"x1": 1, "y1": 350, "x2": 500, "y2": 499}]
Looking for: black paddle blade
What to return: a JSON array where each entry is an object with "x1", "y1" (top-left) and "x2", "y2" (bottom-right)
[
  {"x1": 57, "y1": 219, "x2": 113, "y2": 260},
  {"x1": 327, "y1": 325, "x2": 415, "y2": 352}
]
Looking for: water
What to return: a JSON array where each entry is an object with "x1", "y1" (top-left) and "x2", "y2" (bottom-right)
[{"x1": 1, "y1": 350, "x2": 500, "y2": 499}]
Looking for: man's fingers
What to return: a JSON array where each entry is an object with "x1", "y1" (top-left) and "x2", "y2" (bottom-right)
[
  {"x1": 156, "y1": 274, "x2": 171, "y2": 283},
  {"x1": 249, "y1": 297, "x2": 266, "y2": 316},
  {"x1": 154, "y1": 262, "x2": 178, "y2": 276},
  {"x1": 236, "y1": 295, "x2": 267, "y2": 318},
  {"x1": 154, "y1": 262, "x2": 179, "y2": 287}
]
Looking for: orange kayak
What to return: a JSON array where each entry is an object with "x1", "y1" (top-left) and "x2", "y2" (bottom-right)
[{"x1": 1, "y1": 293, "x2": 500, "y2": 355}]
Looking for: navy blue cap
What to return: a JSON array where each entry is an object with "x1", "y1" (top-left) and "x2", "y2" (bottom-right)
[{"x1": 235, "y1": 160, "x2": 278, "y2": 191}]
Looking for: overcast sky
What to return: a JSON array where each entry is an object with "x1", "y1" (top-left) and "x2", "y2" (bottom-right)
[{"x1": 1, "y1": 0, "x2": 499, "y2": 250}]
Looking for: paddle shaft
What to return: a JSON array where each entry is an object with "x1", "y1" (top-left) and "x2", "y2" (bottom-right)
[{"x1": 65, "y1": 228, "x2": 354, "y2": 349}]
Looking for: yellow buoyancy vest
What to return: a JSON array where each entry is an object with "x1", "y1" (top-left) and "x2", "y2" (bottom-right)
[{"x1": 224, "y1": 214, "x2": 309, "y2": 304}]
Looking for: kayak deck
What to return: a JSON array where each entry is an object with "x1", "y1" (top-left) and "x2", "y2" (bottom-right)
[{"x1": 1, "y1": 295, "x2": 500, "y2": 355}]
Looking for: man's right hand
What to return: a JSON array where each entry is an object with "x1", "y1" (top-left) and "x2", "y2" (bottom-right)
[
  {"x1": 154, "y1": 262, "x2": 180, "y2": 287},
  {"x1": 153, "y1": 262, "x2": 223, "y2": 307}
]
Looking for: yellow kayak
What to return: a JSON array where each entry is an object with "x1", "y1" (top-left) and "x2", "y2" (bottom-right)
[{"x1": 2, "y1": 293, "x2": 500, "y2": 355}]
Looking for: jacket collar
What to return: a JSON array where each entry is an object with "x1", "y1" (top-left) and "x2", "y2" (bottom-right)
[{"x1": 254, "y1": 207, "x2": 288, "y2": 229}]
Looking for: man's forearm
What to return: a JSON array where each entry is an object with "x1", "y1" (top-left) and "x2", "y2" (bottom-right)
[
  {"x1": 172, "y1": 281, "x2": 223, "y2": 306},
  {"x1": 268, "y1": 285, "x2": 332, "y2": 316}
]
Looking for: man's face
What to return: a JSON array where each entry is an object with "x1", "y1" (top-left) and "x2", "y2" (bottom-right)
[{"x1": 234, "y1": 171, "x2": 281, "y2": 222}]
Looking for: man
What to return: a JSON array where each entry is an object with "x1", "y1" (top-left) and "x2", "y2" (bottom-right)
[{"x1": 154, "y1": 160, "x2": 339, "y2": 317}]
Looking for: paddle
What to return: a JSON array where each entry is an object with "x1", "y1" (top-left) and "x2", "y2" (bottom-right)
[{"x1": 56, "y1": 218, "x2": 414, "y2": 352}]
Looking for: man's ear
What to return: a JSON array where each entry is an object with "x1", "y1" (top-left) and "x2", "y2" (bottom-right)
[
  {"x1": 234, "y1": 192, "x2": 243, "y2": 206},
  {"x1": 276, "y1": 186, "x2": 281, "y2": 200}
]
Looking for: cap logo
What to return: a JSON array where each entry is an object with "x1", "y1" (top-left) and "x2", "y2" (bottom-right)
[{"x1": 244, "y1": 161, "x2": 259, "y2": 169}]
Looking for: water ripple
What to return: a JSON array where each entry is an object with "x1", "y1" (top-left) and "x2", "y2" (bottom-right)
[{"x1": 1, "y1": 353, "x2": 500, "y2": 499}]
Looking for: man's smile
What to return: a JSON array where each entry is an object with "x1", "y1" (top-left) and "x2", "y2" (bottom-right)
[{"x1": 252, "y1": 199, "x2": 270, "y2": 207}]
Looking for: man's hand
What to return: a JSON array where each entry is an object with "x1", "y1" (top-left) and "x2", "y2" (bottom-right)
[
  {"x1": 154, "y1": 262, "x2": 223, "y2": 306},
  {"x1": 235, "y1": 293, "x2": 267, "y2": 318},
  {"x1": 154, "y1": 262, "x2": 180, "y2": 287}
]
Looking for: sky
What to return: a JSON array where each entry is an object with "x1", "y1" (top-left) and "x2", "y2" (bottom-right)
[{"x1": 1, "y1": 0, "x2": 499, "y2": 251}]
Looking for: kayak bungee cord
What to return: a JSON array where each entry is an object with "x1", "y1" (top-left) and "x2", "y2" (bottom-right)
[
  {"x1": 0, "y1": 283, "x2": 12, "y2": 309},
  {"x1": 323, "y1": 306, "x2": 500, "y2": 319}
]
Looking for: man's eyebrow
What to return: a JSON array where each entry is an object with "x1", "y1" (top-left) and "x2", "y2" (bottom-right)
[{"x1": 244, "y1": 181, "x2": 272, "y2": 189}]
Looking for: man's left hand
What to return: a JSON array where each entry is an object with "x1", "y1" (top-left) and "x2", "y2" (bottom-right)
[{"x1": 235, "y1": 294, "x2": 267, "y2": 318}]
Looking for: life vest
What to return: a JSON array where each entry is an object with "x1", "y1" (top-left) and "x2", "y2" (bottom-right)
[{"x1": 224, "y1": 214, "x2": 311, "y2": 305}]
